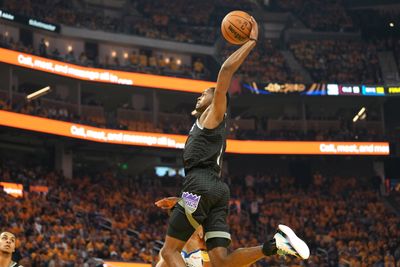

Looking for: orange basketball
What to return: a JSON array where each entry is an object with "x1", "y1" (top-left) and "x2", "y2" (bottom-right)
[{"x1": 221, "y1": 10, "x2": 252, "y2": 45}]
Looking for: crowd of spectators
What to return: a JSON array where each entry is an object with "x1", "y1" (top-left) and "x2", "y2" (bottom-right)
[
  {"x1": 0, "y1": 96, "x2": 106, "y2": 129},
  {"x1": 0, "y1": 0, "x2": 255, "y2": 45},
  {"x1": 0, "y1": 159, "x2": 399, "y2": 266},
  {"x1": 290, "y1": 40, "x2": 382, "y2": 84},
  {"x1": 0, "y1": 92, "x2": 192, "y2": 134},
  {"x1": 0, "y1": 0, "x2": 397, "y2": 143},
  {"x1": 131, "y1": 0, "x2": 217, "y2": 44},
  {"x1": 0, "y1": 33, "x2": 209, "y2": 81},
  {"x1": 264, "y1": 0, "x2": 354, "y2": 32},
  {"x1": 230, "y1": 171, "x2": 400, "y2": 267},
  {"x1": 2, "y1": 1, "x2": 399, "y2": 84},
  {"x1": 0, "y1": 161, "x2": 171, "y2": 266},
  {"x1": 1, "y1": 0, "x2": 357, "y2": 42},
  {"x1": 221, "y1": 40, "x2": 305, "y2": 84},
  {"x1": 388, "y1": 180, "x2": 400, "y2": 214},
  {"x1": 0, "y1": 92, "x2": 389, "y2": 142},
  {"x1": 0, "y1": 89, "x2": 390, "y2": 143},
  {"x1": 1, "y1": 20, "x2": 389, "y2": 85}
]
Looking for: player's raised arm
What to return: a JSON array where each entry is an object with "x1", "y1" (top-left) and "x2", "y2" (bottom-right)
[{"x1": 203, "y1": 17, "x2": 258, "y2": 128}]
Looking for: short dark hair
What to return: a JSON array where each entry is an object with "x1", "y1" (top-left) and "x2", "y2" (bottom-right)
[{"x1": 0, "y1": 231, "x2": 16, "y2": 238}]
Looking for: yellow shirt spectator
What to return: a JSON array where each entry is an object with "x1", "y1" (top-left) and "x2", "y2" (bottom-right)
[{"x1": 139, "y1": 53, "x2": 148, "y2": 67}]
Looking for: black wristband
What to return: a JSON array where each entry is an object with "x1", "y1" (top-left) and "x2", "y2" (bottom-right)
[{"x1": 249, "y1": 38, "x2": 258, "y2": 42}]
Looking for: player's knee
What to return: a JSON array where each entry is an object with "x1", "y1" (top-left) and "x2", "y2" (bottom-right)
[
  {"x1": 160, "y1": 246, "x2": 179, "y2": 261},
  {"x1": 209, "y1": 256, "x2": 231, "y2": 267},
  {"x1": 159, "y1": 247, "x2": 169, "y2": 260},
  {"x1": 208, "y1": 245, "x2": 231, "y2": 267}
]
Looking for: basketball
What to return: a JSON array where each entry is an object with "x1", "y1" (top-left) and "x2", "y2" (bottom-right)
[{"x1": 221, "y1": 10, "x2": 252, "y2": 45}]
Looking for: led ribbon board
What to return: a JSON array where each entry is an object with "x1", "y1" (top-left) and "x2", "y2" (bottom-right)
[
  {"x1": 1, "y1": 48, "x2": 398, "y2": 96},
  {"x1": 0, "y1": 9, "x2": 60, "y2": 32},
  {"x1": 0, "y1": 110, "x2": 390, "y2": 155},
  {"x1": 244, "y1": 82, "x2": 400, "y2": 96},
  {"x1": 0, "y1": 48, "x2": 216, "y2": 93}
]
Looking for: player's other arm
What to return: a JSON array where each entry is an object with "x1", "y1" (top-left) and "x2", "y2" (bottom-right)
[
  {"x1": 203, "y1": 17, "x2": 258, "y2": 128},
  {"x1": 155, "y1": 197, "x2": 180, "y2": 209}
]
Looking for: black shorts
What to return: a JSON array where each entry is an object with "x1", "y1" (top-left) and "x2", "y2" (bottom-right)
[{"x1": 167, "y1": 169, "x2": 231, "y2": 248}]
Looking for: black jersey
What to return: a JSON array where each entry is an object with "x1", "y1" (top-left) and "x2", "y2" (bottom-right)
[
  {"x1": 183, "y1": 117, "x2": 227, "y2": 175},
  {"x1": 169, "y1": 116, "x2": 231, "y2": 244}
]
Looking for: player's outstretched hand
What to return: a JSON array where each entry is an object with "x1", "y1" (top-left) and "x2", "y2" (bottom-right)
[
  {"x1": 155, "y1": 197, "x2": 180, "y2": 210},
  {"x1": 249, "y1": 16, "x2": 258, "y2": 42}
]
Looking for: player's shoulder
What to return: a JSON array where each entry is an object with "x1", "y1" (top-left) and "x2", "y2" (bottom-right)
[{"x1": 195, "y1": 114, "x2": 227, "y2": 133}]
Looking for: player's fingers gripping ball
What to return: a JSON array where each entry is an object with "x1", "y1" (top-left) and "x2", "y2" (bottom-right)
[{"x1": 221, "y1": 10, "x2": 253, "y2": 45}]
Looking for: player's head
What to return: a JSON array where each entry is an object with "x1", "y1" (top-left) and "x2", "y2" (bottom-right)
[
  {"x1": 192, "y1": 87, "x2": 230, "y2": 118},
  {"x1": 193, "y1": 87, "x2": 215, "y2": 116},
  {"x1": 0, "y1": 232, "x2": 16, "y2": 254}
]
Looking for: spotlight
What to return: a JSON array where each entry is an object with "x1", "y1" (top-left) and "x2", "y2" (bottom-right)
[
  {"x1": 26, "y1": 86, "x2": 51, "y2": 102},
  {"x1": 352, "y1": 107, "x2": 366, "y2": 122}
]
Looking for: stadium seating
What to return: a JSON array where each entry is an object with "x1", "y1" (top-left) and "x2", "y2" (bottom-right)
[
  {"x1": 0, "y1": 0, "x2": 256, "y2": 45},
  {"x1": 290, "y1": 40, "x2": 382, "y2": 84},
  {"x1": 0, "y1": 32, "x2": 211, "y2": 81},
  {"x1": 221, "y1": 40, "x2": 305, "y2": 84},
  {"x1": 0, "y1": 92, "x2": 387, "y2": 142},
  {"x1": 1, "y1": 0, "x2": 398, "y2": 84},
  {"x1": 265, "y1": 0, "x2": 354, "y2": 32},
  {"x1": 1, "y1": 161, "x2": 399, "y2": 266},
  {"x1": 0, "y1": 2, "x2": 399, "y2": 267}
]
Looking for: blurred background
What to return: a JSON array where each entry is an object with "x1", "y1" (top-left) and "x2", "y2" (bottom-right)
[{"x1": 0, "y1": 0, "x2": 399, "y2": 266}]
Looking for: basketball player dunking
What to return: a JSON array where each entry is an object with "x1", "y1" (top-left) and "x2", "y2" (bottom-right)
[
  {"x1": 158, "y1": 17, "x2": 310, "y2": 267},
  {"x1": 0, "y1": 232, "x2": 23, "y2": 267}
]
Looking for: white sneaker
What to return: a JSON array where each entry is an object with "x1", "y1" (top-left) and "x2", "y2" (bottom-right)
[{"x1": 274, "y1": 224, "x2": 310, "y2": 260}]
